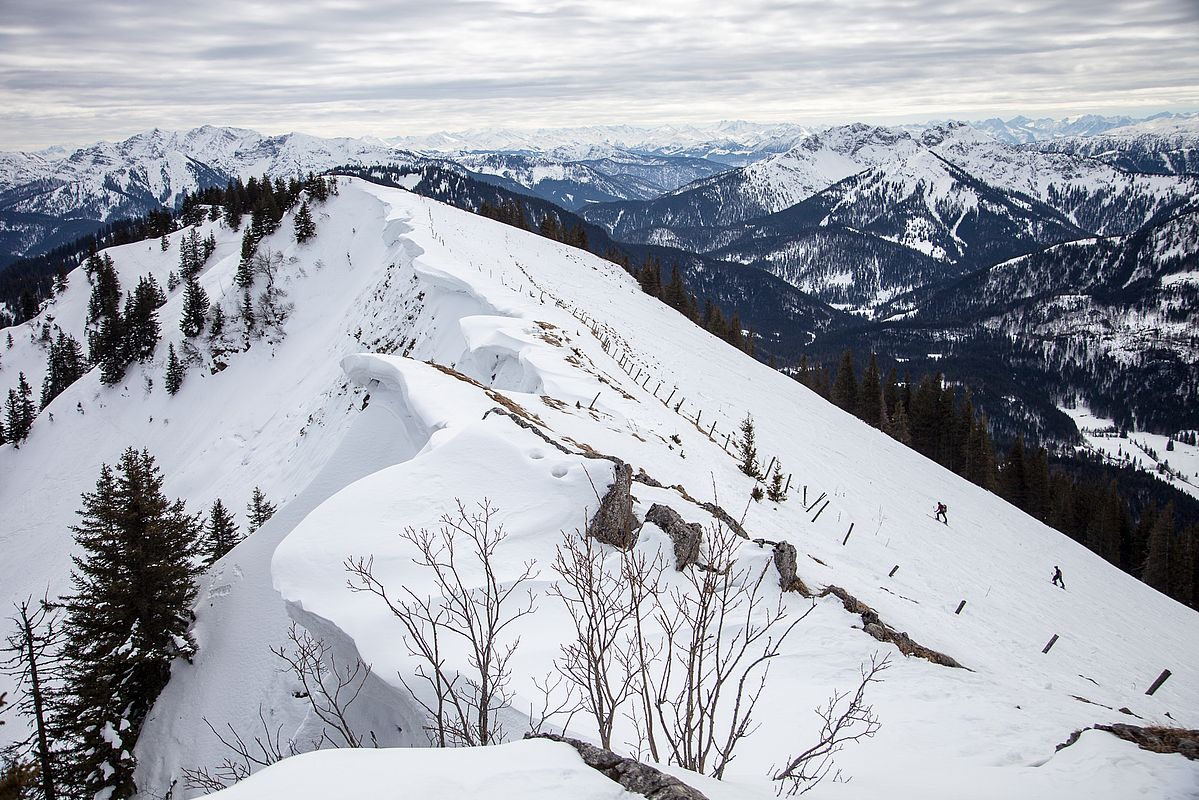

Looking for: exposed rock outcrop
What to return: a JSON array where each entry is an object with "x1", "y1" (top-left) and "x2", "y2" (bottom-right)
[
  {"x1": 527, "y1": 733, "x2": 709, "y2": 800},
  {"x1": 645, "y1": 503, "x2": 703, "y2": 570},
  {"x1": 587, "y1": 460, "x2": 637, "y2": 550},
  {"x1": 1056, "y1": 724, "x2": 1199, "y2": 760},
  {"x1": 821, "y1": 585, "x2": 965, "y2": 669},
  {"x1": 772, "y1": 542, "x2": 813, "y2": 596}
]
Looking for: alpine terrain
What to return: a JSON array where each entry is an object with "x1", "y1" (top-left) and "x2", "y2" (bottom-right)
[{"x1": 1, "y1": 176, "x2": 1196, "y2": 800}]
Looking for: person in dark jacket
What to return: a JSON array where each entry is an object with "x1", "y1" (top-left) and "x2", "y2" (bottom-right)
[
  {"x1": 934, "y1": 502, "x2": 948, "y2": 524},
  {"x1": 1052, "y1": 566, "x2": 1066, "y2": 589}
]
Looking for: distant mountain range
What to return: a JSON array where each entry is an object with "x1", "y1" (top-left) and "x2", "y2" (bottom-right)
[{"x1": 2, "y1": 113, "x2": 1196, "y2": 438}]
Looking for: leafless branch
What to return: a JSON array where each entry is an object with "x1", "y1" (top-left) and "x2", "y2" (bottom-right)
[
  {"x1": 773, "y1": 653, "x2": 891, "y2": 795},
  {"x1": 346, "y1": 498, "x2": 538, "y2": 747}
]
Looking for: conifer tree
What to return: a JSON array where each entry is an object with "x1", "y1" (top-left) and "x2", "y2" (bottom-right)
[
  {"x1": 95, "y1": 313, "x2": 127, "y2": 386},
  {"x1": 240, "y1": 288, "x2": 256, "y2": 338},
  {"x1": 55, "y1": 450, "x2": 201, "y2": 799},
  {"x1": 202, "y1": 499, "x2": 241, "y2": 565},
  {"x1": 887, "y1": 397, "x2": 913, "y2": 445},
  {"x1": 40, "y1": 332, "x2": 85, "y2": 409},
  {"x1": 86, "y1": 255, "x2": 121, "y2": 325},
  {"x1": 663, "y1": 266, "x2": 688, "y2": 312},
  {"x1": 728, "y1": 314, "x2": 744, "y2": 350},
  {"x1": 738, "y1": 414, "x2": 760, "y2": 478},
  {"x1": 5, "y1": 373, "x2": 36, "y2": 445},
  {"x1": 767, "y1": 461, "x2": 787, "y2": 502},
  {"x1": 122, "y1": 278, "x2": 162, "y2": 363},
  {"x1": 830, "y1": 350, "x2": 858, "y2": 413},
  {"x1": 237, "y1": 229, "x2": 257, "y2": 289},
  {"x1": 247, "y1": 487, "x2": 277, "y2": 533},
  {"x1": 164, "y1": 343, "x2": 184, "y2": 396},
  {"x1": 209, "y1": 304, "x2": 226, "y2": 339},
  {"x1": 637, "y1": 258, "x2": 662, "y2": 297},
  {"x1": 907, "y1": 374, "x2": 940, "y2": 456},
  {"x1": 883, "y1": 368, "x2": 900, "y2": 418},
  {"x1": 293, "y1": 201, "x2": 316, "y2": 243},
  {"x1": 160, "y1": 233, "x2": 169, "y2": 252},
  {"x1": 1086, "y1": 480, "x2": 1125, "y2": 565},
  {"x1": 858, "y1": 353, "x2": 883, "y2": 427},
  {"x1": 1142, "y1": 504, "x2": 1174, "y2": 592},
  {"x1": 180, "y1": 275, "x2": 208, "y2": 338},
  {"x1": 965, "y1": 413, "x2": 996, "y2": 490},
  {"x1": 1001, "y1": 435, "x2": 1029, "y2": 511}
]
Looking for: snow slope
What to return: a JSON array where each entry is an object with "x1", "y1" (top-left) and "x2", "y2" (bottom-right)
[{"x1": 1, "y1": 179, "x2": 1196, "y2": 799}]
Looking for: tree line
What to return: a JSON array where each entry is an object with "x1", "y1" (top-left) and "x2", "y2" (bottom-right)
[
  {"x1": 1, "y1": 174, "x2": 334, "y2": 447},
  {"x1": 793, "y1": 350, "x2": 1199, "y2": 608}
]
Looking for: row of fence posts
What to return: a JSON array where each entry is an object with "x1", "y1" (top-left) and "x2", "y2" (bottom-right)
[{"x1": 541, "y1": 280, "x2": 1181, "y2": 704}]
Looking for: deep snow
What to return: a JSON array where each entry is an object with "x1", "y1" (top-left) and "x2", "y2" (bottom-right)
[{"x1": 1, "y1": 178, "x2": 1196, "y2": 799}]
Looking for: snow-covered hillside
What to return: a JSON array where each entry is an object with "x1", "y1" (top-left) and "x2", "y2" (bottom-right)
[
  {"x1": 1, "y1": 179, "x2": 1196, "y2": 799},
  {"x1": 0, "y1": 126, "x2": 422, "y2": 264},
  {"x1": 1037, "y1": 115, "x2": 1199, "y2": 177},
  {"x1": 579, "y1": 124, "x2": 922, "y2": 242},
  {"x1": 925, "y1": 123, "x2": 1193, "y2": 235}
]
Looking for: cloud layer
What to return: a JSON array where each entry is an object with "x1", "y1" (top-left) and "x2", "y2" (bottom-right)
[{"x1": 1, "y1": 0, "x2": 1196, "y2": 149}]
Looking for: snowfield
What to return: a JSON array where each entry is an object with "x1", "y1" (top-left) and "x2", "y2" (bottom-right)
[{"x1": 1, "y1": 178, "x2": 1196, "y2": 799}]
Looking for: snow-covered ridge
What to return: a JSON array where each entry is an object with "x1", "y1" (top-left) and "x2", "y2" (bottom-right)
[{"x1": 2, "y1": 179, "x2": 1196, "y2": 799}]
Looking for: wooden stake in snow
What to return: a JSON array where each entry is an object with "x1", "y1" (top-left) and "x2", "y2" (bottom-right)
[
  {"x1": 723, "y1": 433, "x2": 731, "y2": 452},
  {"x1": 708, "y1": 420, "x2": 716, "y2": 437},
  {"x1": 695, "y1": 409, "x2": 702, "y2": 426},
  {"x1": 588, "y1": 392, "x2": 600, "y2": 410},
  {"x1": 666, "y1": 388, "x2": 677, "y2": 405},
  {"x1": 954, "y1": 600, "x2": 967, "y2": 615},
  {"x1": 1042, "y1": 634, "x2": 1059, "y2": 654},
  {"x1": 784, "y1": 474, "x2": 792, "y2": 493},
  {"x1": 888, "y1": 565, "x2": 899, "y2": 577},
  {"x1": 1145, "y1": 669, "x2": 1172, "y2": 696},
  {"x1": 765, "y1": 456, "x2": 777, "y2": 479},
  {"x1": 811, "y1": 500, "x2": 830, "y2": 522},
  {"x1": 842, "y1": 523, "x2": 854, "y2": 545}
]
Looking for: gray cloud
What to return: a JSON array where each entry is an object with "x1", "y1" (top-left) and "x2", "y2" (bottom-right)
[{"x1": 0, "y1": 0, "x2": 1196, "y2": 149}]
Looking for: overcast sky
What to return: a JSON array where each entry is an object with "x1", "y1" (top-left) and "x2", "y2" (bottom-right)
[{"x1": 1, "y1": 0, "x2": 1197, "y2": 150}]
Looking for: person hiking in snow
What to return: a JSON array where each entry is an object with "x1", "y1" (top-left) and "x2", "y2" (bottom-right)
[
  {"x1": 1052, "y1": 566, "x2": 1066, "y2": 589},
  {"x1": 934, "y1": 501, "x2": 948, "y2": 524}
]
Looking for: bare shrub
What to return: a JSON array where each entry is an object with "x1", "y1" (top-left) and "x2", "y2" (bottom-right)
[
  {"x1": 270, "y1": 623, "x2": 370, "y2": 749},
  {"x1": 772, "y1": 653, "x2": 891, "y2": 794},
  {"x1": 182, "y1": 626, "x2": 371, "y2": 791},
  {"x1": 549, "y1": 528, "x2": 662, "y2": 749},
  {"x1": 346, "y1": 498, "x2": 537, "y2": 747},
  {"x1": 646, "y1": 523, "x2": 812, "y2": 778},
  {"x1": 181, "y1": 711, "x2": 300, "y2": 793}
]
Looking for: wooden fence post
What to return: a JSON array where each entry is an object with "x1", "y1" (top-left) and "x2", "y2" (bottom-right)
[
  {"x1": 954, "y1": 600, "x2": 966, "y2": 615},
  {"x1": 588, "y1": 392, "x2": 600, "y2": 410},
  {"x1": 842, "y1": 523, "x2": 854, "y2": 545},
  {"x1": 888, "y1": 565, "x2": 899, "y2": 577},
  {"x1": 1145, "y1": 669, "x2": 1172, "y2": 696},
  {"x1": 1042, "y1": 634, "x2": 1059, "y2": 654}
]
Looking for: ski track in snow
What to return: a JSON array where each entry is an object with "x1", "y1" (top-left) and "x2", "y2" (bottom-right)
[{"x1": 1, "y1": 179, "x2": 1196, "y2": 799}]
